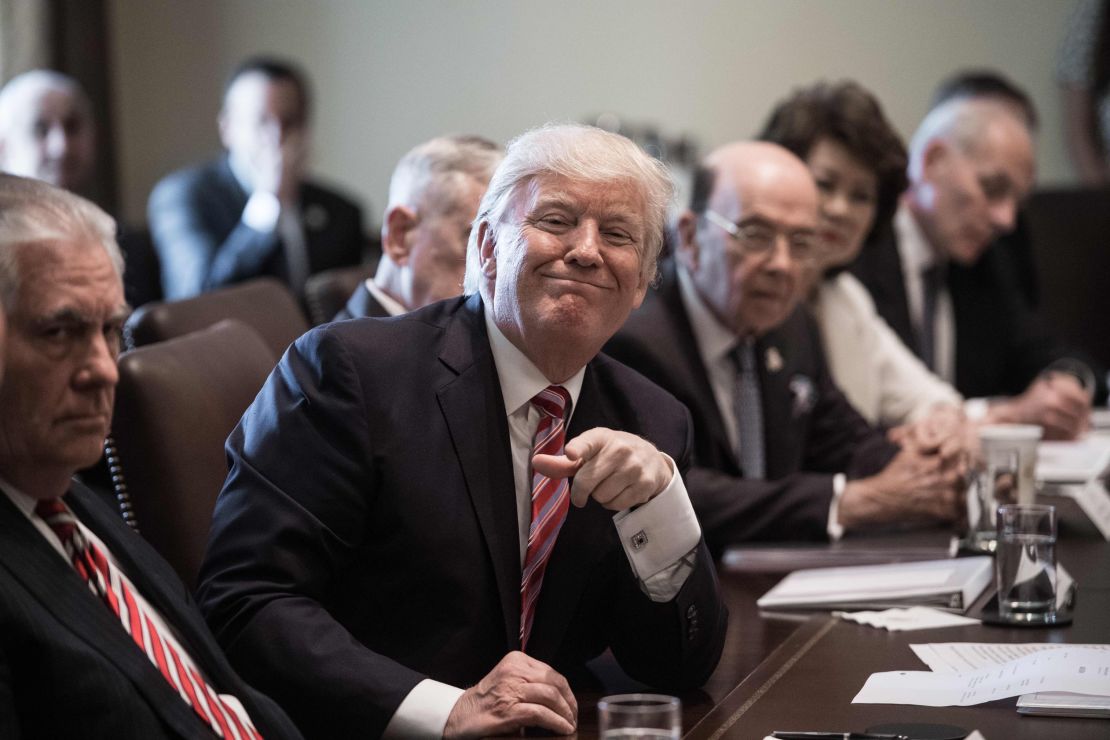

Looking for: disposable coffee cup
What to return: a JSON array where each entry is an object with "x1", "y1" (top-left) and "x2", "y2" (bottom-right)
[{"x1": 978, "y1": 424, "x2": 1042, "y2": 505}]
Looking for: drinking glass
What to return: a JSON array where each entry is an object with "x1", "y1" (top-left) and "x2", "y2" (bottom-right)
[
  {"x1": 995, "y1": 504, "x2": 1057, "y2": 624},
  {"x1": 967, "y1": 449, "x2": 1020, "y2": 552},
  {"x1": 598, "y1": 694, "x2": 681, "y2": 739}
]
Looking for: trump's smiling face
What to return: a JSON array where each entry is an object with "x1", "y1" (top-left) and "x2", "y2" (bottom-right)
[{"x1": 481, "y1": 173, "x2": 650, "y2": 359}]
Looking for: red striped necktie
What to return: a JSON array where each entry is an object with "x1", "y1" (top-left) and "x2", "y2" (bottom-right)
[
  {"x1": 35, "y1": 498, "x2": 262, "y2": 740},
  {"x1": 520, "y1": 385, "x2": 572, "y2": 650}
]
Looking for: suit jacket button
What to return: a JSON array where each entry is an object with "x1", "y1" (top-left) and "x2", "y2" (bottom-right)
[{"x1": 686, "y1": 604, "x2": 698, "y2": 619}]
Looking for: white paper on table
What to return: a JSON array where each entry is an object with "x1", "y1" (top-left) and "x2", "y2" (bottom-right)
[
  {"x1": 1037, "y1": 436, "x2": 1110, "y2": 482},
  {"x1": 1057, "y1": 480, "x2": 1110, "y2": 541},
  {"x1": 852, "y1": 646, "x2": 1110, "y2": 706},
  {"x1": 910, "y1": 641, "x2": 1110, "y2": 674},
  {"x1": 833, "y1": 606, "x2": 980, "y2": 631}
]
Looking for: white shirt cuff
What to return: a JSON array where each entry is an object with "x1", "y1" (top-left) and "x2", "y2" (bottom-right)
[
  {"x1": 612, "y1": 454, "x2": 701, "y2": 599},
  {"x1": 242, "y1": 190, "x2": 281, "y2": 232},
  {"x1": 963, "y1": 397, "x2": 990, "y2": 422},
  {"x1": 826, "y1": 473, "x2": 846, "y2": 541},
  {"x1": 381, "y1": 678, "x2": 465, "y2": 739}
]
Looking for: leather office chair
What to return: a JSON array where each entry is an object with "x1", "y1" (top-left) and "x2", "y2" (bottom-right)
[
  {"x1": 107, "y1": 319, "x2": 276, "y2": 587},
  {"x1": 303, "y1": 262, "x2": 376, "y2": 325},
  {"x1": 124, "y1": 277, "x2": 309, "y2": 359}
]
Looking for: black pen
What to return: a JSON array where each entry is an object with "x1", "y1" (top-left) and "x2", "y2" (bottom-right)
[{"x1": 771, "y1": 732, "x2": 909, "y2": 740}]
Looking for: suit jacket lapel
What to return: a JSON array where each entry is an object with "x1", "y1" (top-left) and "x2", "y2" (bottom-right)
[
  {"x1": 757, "y1": 328, "x2": 796, "y2": 480},
  {"x1": 436, "y1": 294, "x2": 522, "y2": 650},
  {"x1": 0, "y1": 492, "x2": 202, "y2": 737},
  {"x1": 525, "y1": 364, "x2": 615, "y2": 657},
  {"x1": 657, "y1": 266, "x2": 736, "y2": 469}
]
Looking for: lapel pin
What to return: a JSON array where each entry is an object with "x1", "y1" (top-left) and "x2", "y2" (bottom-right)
[{"x1": 765, "y1": 347, "x2": 783, "y2": 373}]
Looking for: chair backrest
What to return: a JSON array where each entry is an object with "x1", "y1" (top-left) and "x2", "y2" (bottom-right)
[
  {"x1": 124, "y1": 277, "x2": 309, "y2": 358},
  {"x1": 303, "y1": 263, "x2": 376, "y2": 325},
  {"x1": 109, "y1": 319, "x2": 276, "y2": 587}
]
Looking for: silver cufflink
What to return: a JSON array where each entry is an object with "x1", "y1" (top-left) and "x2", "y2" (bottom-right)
[{"x1": 630, "y1": 530, "x2": 649, "y2": 550}]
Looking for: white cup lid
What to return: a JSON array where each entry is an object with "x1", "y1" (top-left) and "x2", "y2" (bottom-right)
[{"x1": 978, "y1": 423, "x2": 1043, "y2": 442}]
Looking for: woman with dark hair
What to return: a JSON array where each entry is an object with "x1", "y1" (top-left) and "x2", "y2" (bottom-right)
[{"x1": 758, "y1": 80, "x2": 962, "y2": 427}]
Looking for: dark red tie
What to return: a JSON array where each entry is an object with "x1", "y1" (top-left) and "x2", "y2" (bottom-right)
[
  {"x1": 520, "y1": 385, "x2": 572, "y2": 649},
  {"x1": 35, "y1": 498, "x2": 261, "y2": 739}
]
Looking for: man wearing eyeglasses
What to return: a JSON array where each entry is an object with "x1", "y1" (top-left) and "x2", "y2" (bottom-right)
[
  {"x1": 852, "y1": 98, "x2": 1100, "y2": 439},
  {"x1": 606, "y1": 141, "x2": 964, "y2": 550}
]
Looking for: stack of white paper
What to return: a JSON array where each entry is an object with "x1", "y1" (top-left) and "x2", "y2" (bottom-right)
[{"x1": 852, "y1": 642, "x2": 1110, "y2": 712}]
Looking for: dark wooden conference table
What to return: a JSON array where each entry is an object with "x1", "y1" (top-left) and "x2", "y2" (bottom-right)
[{"x1": 561, "y1": 494, "x2": 1110, "y2": 739}]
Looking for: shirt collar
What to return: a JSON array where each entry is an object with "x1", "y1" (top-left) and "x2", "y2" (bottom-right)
[
  {"x1": 363, "y1": 279, "x2": 407, "y2": 317},
  {"x1": 0, "y1": 476, "x2": 42, "y2": 520},
  {"x1": 896, "y1": 203, "x2": 943, "y2": 275},
  {"x1": 676, "y1": 262, "x2": 741, "y2": 363},
  {"x1": 482, "y1": 304, "x2": 585, "y2": 418}
]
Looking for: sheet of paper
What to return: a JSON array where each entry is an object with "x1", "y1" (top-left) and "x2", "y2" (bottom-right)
[
  {"x1": 853, "y1": 647, "x2": 1110, "y2": 706},
  {"x1": 1058, "y1": 480, "x2": 1110, "y2": 541},
  {"x1": 910, "y1": 641, "x2": 1110, "y2": 674},
  {"x1": 833, "y1": 606, "x2": 980, "y2": 631},
  {"x1": 1037, "y1": 436, "x2": 1110, "y2": 482}
]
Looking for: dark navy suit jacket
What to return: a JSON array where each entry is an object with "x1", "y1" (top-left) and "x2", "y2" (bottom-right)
[
  {"x1": 149, "y1": 156, "x2": 366, "y2": 300},
  {"x1": 197, "y1": 294, "x2": 728, "y2": 738},
  {"x1": 0, "y1": 481, "x2": 302, "y2": 739}
]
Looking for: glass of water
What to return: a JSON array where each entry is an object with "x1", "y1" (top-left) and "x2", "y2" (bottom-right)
[
  {"x1": 995, "y1": 504, "x2": 1057, "y2": 624},
  {"x1": 597, "y1": 694, "x2": 681, "y2": 739}
]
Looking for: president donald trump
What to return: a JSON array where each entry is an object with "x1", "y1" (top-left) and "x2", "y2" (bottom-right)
[{"x1": 198, "y1": 124, "x2": 728, "y2": 738}]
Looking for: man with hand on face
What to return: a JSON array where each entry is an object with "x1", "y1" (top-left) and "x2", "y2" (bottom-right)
[
  {"x1": 852, "y1": 98, "x2": 1099, "y2": 439},
  {"x1": 606, "y1": 142, "x2": 964, "y2": 550},
  {"x1": 0, "y1": 70, "x2": 97, "y2": 194},
  {"x1": 336, "y1": 135, "x2": 502, "y2": 320},
  {"x1": 0, "y1": 174, "x2": 302, "y2": 739},
  {"x1": 197, "y1": 124, "x2": 727, "y2": 739},
  {"x1": 149, "y1": 57, "x2": 366, "y2": 302}
]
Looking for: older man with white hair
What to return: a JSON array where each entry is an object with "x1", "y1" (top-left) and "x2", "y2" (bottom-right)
[
  {"x1": 198, "y1": 123, "x2": 727, "y2": 739},
  {"x1": 0, "y1": 174, "x2": 303, "y2": 739},
  {"x1": 852, "y1": 97, "x2": 1098, "y2": 439},
  {"x1": 0, "y1": 70, "x2": 96, "y2": 192},
  {"x1": 336, "y1": 134, "x2": 502, "y2": 320}
]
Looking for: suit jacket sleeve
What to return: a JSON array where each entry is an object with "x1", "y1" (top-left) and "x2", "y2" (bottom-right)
[
  {"x1": 602, "y1": 400, "x2": 727, "y2": 690},
  {"x1": 196, "y1": 327, "x2": 427, "y2": 737},
  {"x1": 148, "y1": 168, "x2": 283, "y2": 300}
]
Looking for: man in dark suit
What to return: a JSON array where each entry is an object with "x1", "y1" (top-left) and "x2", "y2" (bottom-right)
[
  {"x1": 197, "y1": 124, "x2": 728, "y2": 738},
  {"x1": 335, "y1": 134, "x2": 502, "y2": 321},
  {"x1": 0, "y1": 174, "x2": 301, "y2": 739},
  {"x1": 606, "y1": 142, "x2": 963, "y2": 551},
  {"x1": 851, "y1": 97, "x2": 1095, "y2": 439},
  {"x1": 148, "y1": 57, "x2": 366, "y2": 302}
]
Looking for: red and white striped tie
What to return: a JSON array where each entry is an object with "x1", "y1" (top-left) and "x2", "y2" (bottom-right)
[
  {"x1": 35, "y1": 499, "x2": 262, "y2": 740},
  {"x1": 520, "y1": 385, "x2": 572, "y2": 650}
]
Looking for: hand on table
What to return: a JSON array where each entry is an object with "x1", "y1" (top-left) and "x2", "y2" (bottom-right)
[
  {"x1": 443, "y1": 651, "x2": 577, "y2": 738},
  {"x1": 839, "y1": 447, "x2": 964, "y2": 530},
  {"x1": 986, "y1": 373, "x2": 1091, "y2": 441}
]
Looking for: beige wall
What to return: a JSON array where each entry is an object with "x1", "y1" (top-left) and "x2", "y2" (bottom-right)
[{"x1": 109, "y1": 0, "x2": 1080, "y2": 226}]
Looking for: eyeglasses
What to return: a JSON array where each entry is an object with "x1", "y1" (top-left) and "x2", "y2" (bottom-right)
[{"x1": 704, "y1": 209, "x2": 817, "y2": 262}]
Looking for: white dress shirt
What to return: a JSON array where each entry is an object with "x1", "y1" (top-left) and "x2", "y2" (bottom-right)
[
  {"x1": 384, "y1": 306, "x2": 703, "y2": 738},
  {"x1": 676, "y1": 264, "x2": 847, "y2": 539},
  {"x1": 895, "y1": 206, "x2": 956, "y2": 385},
  {"x1": 813, "y1": 271, "x2": 962, "y2": 426},
  {"x1": 363, "y1": 279, "x2": 407, "y2": 317}
]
